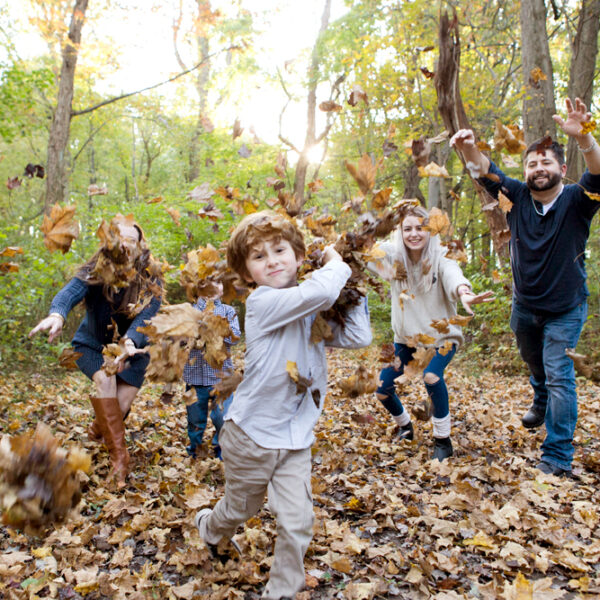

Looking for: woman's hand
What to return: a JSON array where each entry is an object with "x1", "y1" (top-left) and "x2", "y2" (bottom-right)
[
  {"x1": 28, "y1": 314, "x2": 64, "y2": 343},
  {"x1": 114, "y1": 338, "x2": 147, "y2": 373},
  {"x1": 458, "y1": 286, "x2": 495, "y2": 315}
]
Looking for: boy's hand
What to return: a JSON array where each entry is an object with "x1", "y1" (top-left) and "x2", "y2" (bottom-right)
[{"x1": 322, "y1": 245, "x2": 342, "y2": 264}]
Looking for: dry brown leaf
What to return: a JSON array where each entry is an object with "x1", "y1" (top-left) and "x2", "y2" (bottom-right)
[
  {"x1": 40, "y1": 204, "x2": 80, "y2": 254},
  {"x1": 498, "y1": 191, "x2": 513, "y2": 213},
  {"x1": 418, "y1": 162, "x2": 450, "y2": 178},
  {"x1": 345, "y1": 154, "x2": 381, "y2": 196},
  {"x1": 426, "y1": 207, "x2": 451, "y2": 236}
]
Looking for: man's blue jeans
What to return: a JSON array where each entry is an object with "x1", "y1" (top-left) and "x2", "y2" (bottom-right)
[{"x1": 510, "y1": 300, "x2": 587, "y2": 471}]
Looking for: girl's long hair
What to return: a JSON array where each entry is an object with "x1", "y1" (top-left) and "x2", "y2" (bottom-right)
[
  {"x1": 75, "y1": 216, "x2": 162, "y2": 314},
  {"x1": 394, "y1": 205, "x2": 446, "y2": 294}
]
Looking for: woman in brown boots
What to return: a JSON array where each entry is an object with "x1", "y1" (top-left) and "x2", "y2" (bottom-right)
[{"x1": 29, "y1": 214, "x2": 162, "y2": 486}]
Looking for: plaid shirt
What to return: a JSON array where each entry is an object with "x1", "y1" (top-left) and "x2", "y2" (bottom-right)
[{"x1": 183, "y1": 298, "x2": 241, "y2": 386}]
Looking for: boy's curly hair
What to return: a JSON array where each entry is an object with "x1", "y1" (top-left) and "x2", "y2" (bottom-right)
[{"x1": 227, "y1": 210, "x2": 305, "y2": 282}]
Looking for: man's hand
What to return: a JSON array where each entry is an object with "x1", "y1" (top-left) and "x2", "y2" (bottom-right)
[
  {"x1": 552, "y1": 97, "x2": 593, "y2": 139},
  {"x1": 28, "y1": 314, "x2": 64, "y2": 343},
  {"x1": 450, "y1": 129, "x2": 491, "y2": 177}
]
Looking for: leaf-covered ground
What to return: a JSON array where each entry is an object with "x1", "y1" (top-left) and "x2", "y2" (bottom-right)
[{"x1": 1, "y1": 348, "x2": 600, "y2": 600}]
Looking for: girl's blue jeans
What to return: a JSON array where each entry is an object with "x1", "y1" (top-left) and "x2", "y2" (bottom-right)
[
  {"x1": 510, "y1": 299, "x2": 587, "y2": 471},
  {"x1": 186, "y1": 385, "x2": 233, "y2": 457},
  {"x1": 376, "y1": 342, "x2": 457, "y2": 420}
]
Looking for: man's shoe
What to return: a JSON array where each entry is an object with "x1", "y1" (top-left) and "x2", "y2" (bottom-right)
[
  {"x1": 536, "y1": 461, "x2": 571, "y2": 478},
  {"x1": 432, "y1": 437, "x2": 453, "y2": 461},
  {"x1": 394, "y1": 421, "x2": 414, "y2": 441},
  {"x1": 521, "y1": 405, "x2": 546, "y2": 429},
  {"x1": 194, "y1": 508, "x2": 241, "y2": 560}
]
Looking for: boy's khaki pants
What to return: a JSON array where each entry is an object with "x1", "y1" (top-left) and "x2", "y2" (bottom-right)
[{"x1": 200, "y1": 421, "x2": 314, "y2": 600}]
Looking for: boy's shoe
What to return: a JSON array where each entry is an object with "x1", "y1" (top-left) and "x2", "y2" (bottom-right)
[
  {"x1": 394, "y1": 421, "x2": 414, "y2": 441},
  {"x1": 522, "y1": 405, "x2": 546, "y2": 429},
  {"x1": 194, "y1": 508, "x2": 242, "y2": 561},
  {"x1": 536, "y1": 461, "x2": 571, "y2": 478},
  {"x1": 432, "y1": 437, "x2": 453, "y2": 461},
  {"x1": 213, "y1": 444, "x2": 223, "y2": 461},
  {"x1": 186, "y1": 444, "x2": 196, "y2": 458}
]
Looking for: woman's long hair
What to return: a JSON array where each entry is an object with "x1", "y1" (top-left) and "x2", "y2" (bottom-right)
[
  {"x1": 393, "y1": 205, "x2": 446, "y2": 294},
  {"x1": 75, "y1": 215, "x2": 162, "y2": 315}
]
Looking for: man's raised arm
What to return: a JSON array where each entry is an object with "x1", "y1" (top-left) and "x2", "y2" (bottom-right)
[
  {"x1": 553, "y1": 97, "x2": 600, "y2": 175},
  {"x1": 449, "y1": 129, "x2": 491, "y2": 179}
]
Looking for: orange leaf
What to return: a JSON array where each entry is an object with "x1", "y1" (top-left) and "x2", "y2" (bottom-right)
[{"x1": 40, "y1": 204, "x2": 80, "y2": 254}]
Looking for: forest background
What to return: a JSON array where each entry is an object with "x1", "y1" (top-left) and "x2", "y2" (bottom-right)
[{"x1": 0, "y1": 0, "x2": 600, "y2": 371}]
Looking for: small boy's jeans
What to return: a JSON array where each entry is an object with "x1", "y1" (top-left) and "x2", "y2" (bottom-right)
[
  {"x1": 186, "y1": 385, "x2": 232, "y2": 454},
  {"x1": 200, "y1": 421, "x2": 313, "y2": 600},
  {"x1": 376, "y1": 342, "x2": 457, "y2": 419}
]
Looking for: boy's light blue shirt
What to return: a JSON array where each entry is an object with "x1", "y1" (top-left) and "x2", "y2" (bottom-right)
[{"x1": 225, "y1": 260, "x2": 372, "y2": 450}]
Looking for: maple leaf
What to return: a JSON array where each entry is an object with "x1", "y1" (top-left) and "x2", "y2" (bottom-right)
[
  {"x1": 565, "y1": 348, "x2": 600, "y2": 381},
  {"x1": 425, "y1": 207, "x2": 451, "y2": 236},
  {"x1": 372, "y1": 188, "x2": 392, "y2": 212},
  {"x1": 404, "y1": 346, "x2": 435, "y2": 378},
  {"x1": 529, "y1": 67, "x2": 547, "y2": 85},
  {"x1": 308, "y1": 178, "x2": 324, "y2": 193},
  {"x1": 494, "y1": 121, "x2": 526, "y2": 154},
  {"x1": 337, "y1": 365, "x2": 379, "y2": 398},
  {"x1": 420, "y1": 66, "x2": 435, "y2": 79},
  {"x1": 438, "y1": 340, "x2": 454, "y2": 356},
  {"x1": 40, "y1": 204, "x2": 80, "y2": 254},
  {"x1": 319, "y1": 100, "x2": 342, "y2": 112},
  {"x1": 430, "y1": 319, "x2": 450, "y2": 334},
  {"x1": 58, "y1": 348, "x2": 83, "y2": 370},
  {"x1": 345, "y1": 154, "x2": 381, "y2": 196},
  {"x1": 498, "y1": 191, "x2": 513, "y2": 213},
  {"x1": 187, "y1": 182, "x2": 214, "y2": 201},
  {"x1": 418, "y1": 162, "x2": 450, "y2": 178},
  {"x1": 580, "y1": 120, "x2": 596, "y2": 135}
]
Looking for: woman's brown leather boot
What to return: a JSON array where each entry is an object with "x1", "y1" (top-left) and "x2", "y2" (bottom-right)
[
  {"x1": 88, "y1": 407, "x2": 130, "y2": 442},
  {"x1": 90, "y1": 396, "x2": 130, "y2": 487}
]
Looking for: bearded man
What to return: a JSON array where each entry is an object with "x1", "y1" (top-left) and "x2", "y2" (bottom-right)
[{"x1": 451, "y1": 98, "x2": 600, "y2": 477}]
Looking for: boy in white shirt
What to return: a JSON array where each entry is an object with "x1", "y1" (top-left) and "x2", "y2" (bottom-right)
[{"x1": 194, "y1": 210, "x2": 372, "y2": 600}]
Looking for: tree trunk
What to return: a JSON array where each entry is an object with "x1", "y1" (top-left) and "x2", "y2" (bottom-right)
[
  {"x1": 45, "y1": 0, "x2": 89, "y2": 211},
  {"x1": 566, "y1": 0, "x2": 600, "y2": 181},
  {"x1": 293, "y1": 0, "x2": 332, "y2": 206},
  {"x1": 434, "y1": 10, "x2": 509, "y2": 261},
  {"x1": 520, "y1": 0, "x2": 557, "y2": 144}
]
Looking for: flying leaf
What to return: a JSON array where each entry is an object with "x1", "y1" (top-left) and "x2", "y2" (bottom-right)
[
  {"x1": 0, "y1": 247, "x2": 23, "y2": 258},
  {"x1": 345, "y1": 154, "x2": 381, "y2": 196},
  {"x1": 438, "y1": 340, "x2": 454, "y2": 356},
  {"x1": 498, "y1": 191, "x2": 513, "y2": 213},
  {"x1": 338, "y1": 365, "x2": 379, "y2": 398},
  {"x1": 232, "y1": 118, "x2": 243, "y2": 139},
  {"x1": 411, "y1": 138, "x2": 432, "y2": 167},
  {"x1": 58, "y1": 348, "x2": 82, "y2": 370},
  {"x1": 146, "y1": 196, "x2": 163, "y2": 204},
  {"x1": 501, "y1": 154, "x2": 520, "y2": 169},
  {"x1": 166, "y1": 207, "x2": 181, "y2": 226},
  {"x1": 24, "y1": 163, "x2": 45, "y2": 179},
  {"x1": 310, "y1": 314, "x2": 333, "y2": 344},
  {"x1": 187, "y1": 182, "x2": 214, "y2": 201},
  {"x1": 425, "y1": 207, "x2": 451, "y2": 236},
  {"x1": 198, "y1": 200, "x2": 223, "y2": 221},
  {"x1": 319, "y1": 100, "x2": 342, "y2": 112},
  {"x1": 6, "y1": 176, "x2": 21, "y2": 190},
  {"x1": 494, "y1": 121, "x2": 526, "y2": 154},
  {"x1": 580, "y1": 120, "x2": 596, "y2": 135},
  {"x1": 308, "y1": 179, "x2": 324, "y2": 193},
  {"x1": 418, "y1": 162, "x2": 450, "y2": 178},
  {"x1": 274, "y1": 152, "x2": 287, "y2": 178},
  {"x1": 348, "y1": 85, "x2": 368, "y2": 107},
  {"x1": 379, "y1": 343, "x2": 396, "y2": 363},
  {"x1": 420, "y1": 66, "x2": 435, "y2": 79},
  {"x1": 430, "y1": 319, "x2": 450, "y2": 334},
  {"x1": 87, "y1": 184, "x2": 108, "y2": 196},
  {"x1": 238, "y1": 143, "x2": 252, "y2": 158},
  {"x1": 449, "y1": 314, "x2": 473, "y2": 326},
  {"x1": 40, "y1": 204, "x2": 80, "y2": 254},
  {"x1": 210, "y1": 370, "x2": 244, "y2": 402},
  {"x1": 372, "y1": 188, "x2": 393, "y2": 212},
  {"x1": 0, "y1": 262, "x2": 19, "y2": 273},
  {"x1": 584, "y1": 190, "x2": 600, "y2": 201}
]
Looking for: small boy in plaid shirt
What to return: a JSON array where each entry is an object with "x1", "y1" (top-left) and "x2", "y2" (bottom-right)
[{"x1": 183, "y1": 282, "x2": 240, "y2": 458}]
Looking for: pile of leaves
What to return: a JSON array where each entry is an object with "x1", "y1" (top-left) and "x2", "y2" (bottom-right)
[
  {"x1": 0, "y1": 423, "x2": 90, "y2": 535},
  {"x1": 1, "y1": 349, "x2": 599, "y2": 599}
]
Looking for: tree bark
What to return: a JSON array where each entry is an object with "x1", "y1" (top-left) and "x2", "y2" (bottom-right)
[
  {"x1": 45, "y1": 0, "x2": 89, "y2": 211},
  {"x1": 565, "y1": 0, "x2": 600, "y2": 181},
  {"x1": 434, "y1": 10, "x2": 510, "y2": 260},
  {"x1": 293, "y1": 0, "x2": 332, "y2": 206},
  {"x1": 520, "y1": 0, "x2": 557, "y2": 144}
]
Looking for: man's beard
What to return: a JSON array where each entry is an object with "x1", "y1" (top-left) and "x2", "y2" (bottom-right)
[{"x1": 526, "y1": 171, "x2": 562, "y2": 191}]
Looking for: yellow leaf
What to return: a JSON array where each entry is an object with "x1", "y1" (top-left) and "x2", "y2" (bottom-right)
[
  {"x1": 580, "y1": 120, "x2": 596, "y2": 135},
  {"x1": 425, "y1": 207, "x2": 451, "y2": 236},
  {"x1": 32, "y1": 547, "x2": 53, "y2": 558},
  {"x1": 498, "y1": 190, "x2": 513, "y2": 213},
  {"x1": 584, "y1": 189, "x2": 600, "y2": 201},
  {"x1": 463, "y1": 532, "x2": 497, "y2": 550},
  {"x1": 331, "y1": 556, "x2": 353, "y2": 574},
  {"x1": 418, "y1": 162, "x2": 450, "y2": 178}
]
